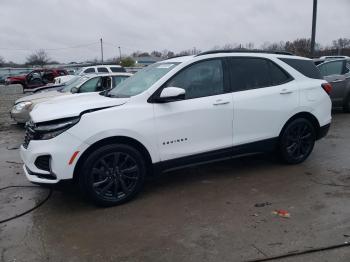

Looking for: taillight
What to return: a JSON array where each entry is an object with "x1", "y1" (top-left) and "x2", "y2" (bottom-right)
[{"x1": 321, "y1": 83, "x2": 332, "y2": 95}]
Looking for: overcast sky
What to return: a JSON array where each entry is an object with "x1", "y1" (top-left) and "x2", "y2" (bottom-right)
[{"x1": 0, "y1": 0, "x2": 349, "y2": 63}]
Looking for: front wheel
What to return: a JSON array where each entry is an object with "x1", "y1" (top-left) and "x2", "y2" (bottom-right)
[
  {"x1": 79, "y1": 144, "x2": 146, "y2": 206},
  {"x1": 279, "y1": 118, "x2": 316, "y2": 164}
]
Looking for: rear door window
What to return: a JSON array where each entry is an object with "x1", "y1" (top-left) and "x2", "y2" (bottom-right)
[
  {"x1": 228, "y1": 58, "x2": 271, "y2": 91},
  {"x1": 110, "y1": 67, "x2": 126, "y2": 72},
  {"x1": 318, "y1": 60, "x2": 344, "y2": 77},
  {"x1": 83, "y1": 68, "x2": 96, "y2": 73},
  {"x1": 268, "y1": 61, "x2": 292, "y2": 85},
  {"x1": 97, "y1": 67, "x2": 109, "y2": 73}
]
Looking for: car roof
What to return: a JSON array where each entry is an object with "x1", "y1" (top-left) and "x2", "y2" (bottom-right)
[
  {"x1": 162, "y1": 52, "x2": 309, "y2": 64},
  {"x1": 84, "y1": 72, "x2": 132, "y2": 79},
  {"x1": 316, "y1": 58, "x2": 347, "y2": 67}
]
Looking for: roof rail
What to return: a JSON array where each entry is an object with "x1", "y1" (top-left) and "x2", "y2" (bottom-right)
[{"x1": 196, "y1": 49, "x2": 294, "y2": 57}]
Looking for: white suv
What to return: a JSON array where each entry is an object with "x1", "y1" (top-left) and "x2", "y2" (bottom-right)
[{"x1": 20, "y1": 51, "x2": 332, "y2": 206}]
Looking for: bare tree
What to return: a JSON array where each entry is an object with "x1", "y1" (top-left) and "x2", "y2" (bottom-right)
[
  {"x1": 285, "y1": 38, "x2": 312, "y2": 57},
  {"x1": 332, "y1": 38, "x2": 350, "y2": 49},
  {"x1": 161, "y1": 50, "x2": 175, "y2": 59},
  {"x1": 151, "y1": 50, "x2": 162, "y2": 57},
  {"x1": 261, "y1": 41, "x2": 285, "y2": 51},
  {"x1": 26, "y1": 49, "x2": 51, "y2": 66}
]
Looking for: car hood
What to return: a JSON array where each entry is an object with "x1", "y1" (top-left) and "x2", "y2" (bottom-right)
[
  {"x1": 30, "y1": 92, "x2": 129, "y2": 123},
  {"x1": 15, "y1": 90, "x2": 63, "y2": 104}
]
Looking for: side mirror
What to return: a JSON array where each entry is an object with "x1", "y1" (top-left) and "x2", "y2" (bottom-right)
[
  {"x1": 71, "y1": 87, "x2": 78, "y2": 93},
  {"x1": 154, "y1": 87, "x2": 185, "y2": 103}
]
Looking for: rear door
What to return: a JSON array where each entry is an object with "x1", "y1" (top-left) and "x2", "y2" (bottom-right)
[
  {"x1": 318, "y1": 60, "x2": 347, "y2": 106},
  {"x1": 228, "y1": 57, "x2": 297, "y2": 146}
]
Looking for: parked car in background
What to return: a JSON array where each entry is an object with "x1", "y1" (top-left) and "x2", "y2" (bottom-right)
[
  {"x1": 54, "y1": 65, "x2": 126, "y2": 84},
  {"x1": 11, "y1": 73, "x2": 131, "y2": 123},
  {"x1": 5, "y1": 69, "x2": 68, "y2": 90},
  {"x1": 314, "y1": 56, "x2": 350, "y2": 66},
  {"x1": 317, "y1": 59, "x2": 350, "y2": 112},
  {"x1": 20, "y1": 51, "x2": 331, "y2": 206}
]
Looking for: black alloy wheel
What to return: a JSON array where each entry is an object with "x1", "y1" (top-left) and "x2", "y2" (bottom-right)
[
  {"x1": 80, "y1": 144, "x2": 146, "y2": 206},
  {"x1": 279, "y1": 118, "x2": 316, "y2": 164}
]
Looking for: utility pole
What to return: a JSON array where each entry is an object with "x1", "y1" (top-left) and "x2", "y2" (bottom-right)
[
  {"x1": 118, "y1": 46, "x2": 122, "y2": 63},
  {"x1": 100, "y1": 38, "x2": 104, "y2": 63},
  {"x1": 310, "y1": 0, "x2": 318, "y2": 57}
]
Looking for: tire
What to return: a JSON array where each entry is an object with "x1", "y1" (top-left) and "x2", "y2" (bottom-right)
[
  {"x1": 279, "y1": 118, "x2": 316, "y2": 164},
  {"x1": 343, "y1": 95, "x2": 350, "y2": 113},
  {"x1": 79, "y1": 144, "x2": 146, "y2": 207}
]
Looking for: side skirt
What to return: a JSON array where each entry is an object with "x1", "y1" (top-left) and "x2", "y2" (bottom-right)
[{"x1": 153, "y1": 137, "x2": 278, "y2": 174}]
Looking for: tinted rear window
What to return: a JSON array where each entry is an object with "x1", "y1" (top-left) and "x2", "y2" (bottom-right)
[
  {"x1": 97, "y1": 67, "x2": 109, "y2": 73},
  {"x1": 110, "y1": 67, "x2": 126, "y2": 72},
  {"x1": 229, "y1": 58, "x2": 270, "y2": 91},
  {"x1": 279, "y1": 58, "x2": 322, "y2": 79}
]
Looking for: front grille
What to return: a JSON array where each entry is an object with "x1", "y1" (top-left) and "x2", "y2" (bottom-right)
[{"x1": 23, "y1": 121, "x2": 36, "y2": 149}]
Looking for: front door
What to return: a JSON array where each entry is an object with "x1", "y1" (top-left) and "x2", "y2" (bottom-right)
[{"x1": 153, "y1": 59, "x2": 233, "y2": 162}]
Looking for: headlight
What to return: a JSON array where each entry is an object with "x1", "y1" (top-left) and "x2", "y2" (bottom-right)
[
  {"x1": 31, "y1": 117, "x2": 80, "y2": 140},
  {"x1": 14, "y1": 101, "x2": 32, "y2": 111}
]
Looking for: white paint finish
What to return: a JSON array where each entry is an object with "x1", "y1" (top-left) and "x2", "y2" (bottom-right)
[
  {"x1": 160, "y1": 87, "x2": 185, "y2": 98},
  {"x1": 30, "y1": 92, "x2": 129, "y2": 123},
  {"x1": 154, "y1": 93, "x2": 233, "y2": 161},
  {"x1": 232, "y1": 81, "x2": 300, "y2": 145},
  {"x1": 20, "y1": 53, "x2": 332, "y2": 184}
]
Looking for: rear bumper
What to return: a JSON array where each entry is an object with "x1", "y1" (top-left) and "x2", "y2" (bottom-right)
[{"x1": 317, "y1": 123, "x2": 330, "y2": 140}]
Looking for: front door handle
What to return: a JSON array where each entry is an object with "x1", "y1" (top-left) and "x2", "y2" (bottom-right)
[
  {"x1": 280, "y1": 89, "x2": 293, "y2": 94},
  {"x1": 213, "y1": 99, "x2": 230, "y2": 106}
]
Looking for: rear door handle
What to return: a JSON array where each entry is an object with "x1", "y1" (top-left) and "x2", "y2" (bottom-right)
[
  {"x1": 280, "y1": 89, "x2": 293, "y2": 94},
  {"x1": 213, "y1": 99, "x2": 230, "y2": 106}
]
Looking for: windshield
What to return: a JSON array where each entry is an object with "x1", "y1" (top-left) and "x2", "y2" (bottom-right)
[
  {"x1": 107, "y1": 62, "x2": 179, "y2": 97},
  {"x1": 74, "y1": 68, "x2": 84, "y2": 75},
  {"x1": 59, "y1": 76, "x2": 90, "y2": 92}
]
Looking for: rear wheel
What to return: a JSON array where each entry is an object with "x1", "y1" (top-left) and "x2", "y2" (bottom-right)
[
  {"x1": 79, "y1": 144, "x2": 146, "y2": 206},
  {"x1": 279, "y1": 118, "x2": 316, "y2": 164}
]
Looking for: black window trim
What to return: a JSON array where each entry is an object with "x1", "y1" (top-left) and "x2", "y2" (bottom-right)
[
  {"x1": 227, "y1": 56, "x2": 294, "y2": 93},
  {"x1": 148, "y1": 57, "x2": 231, "y2": 103}
]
